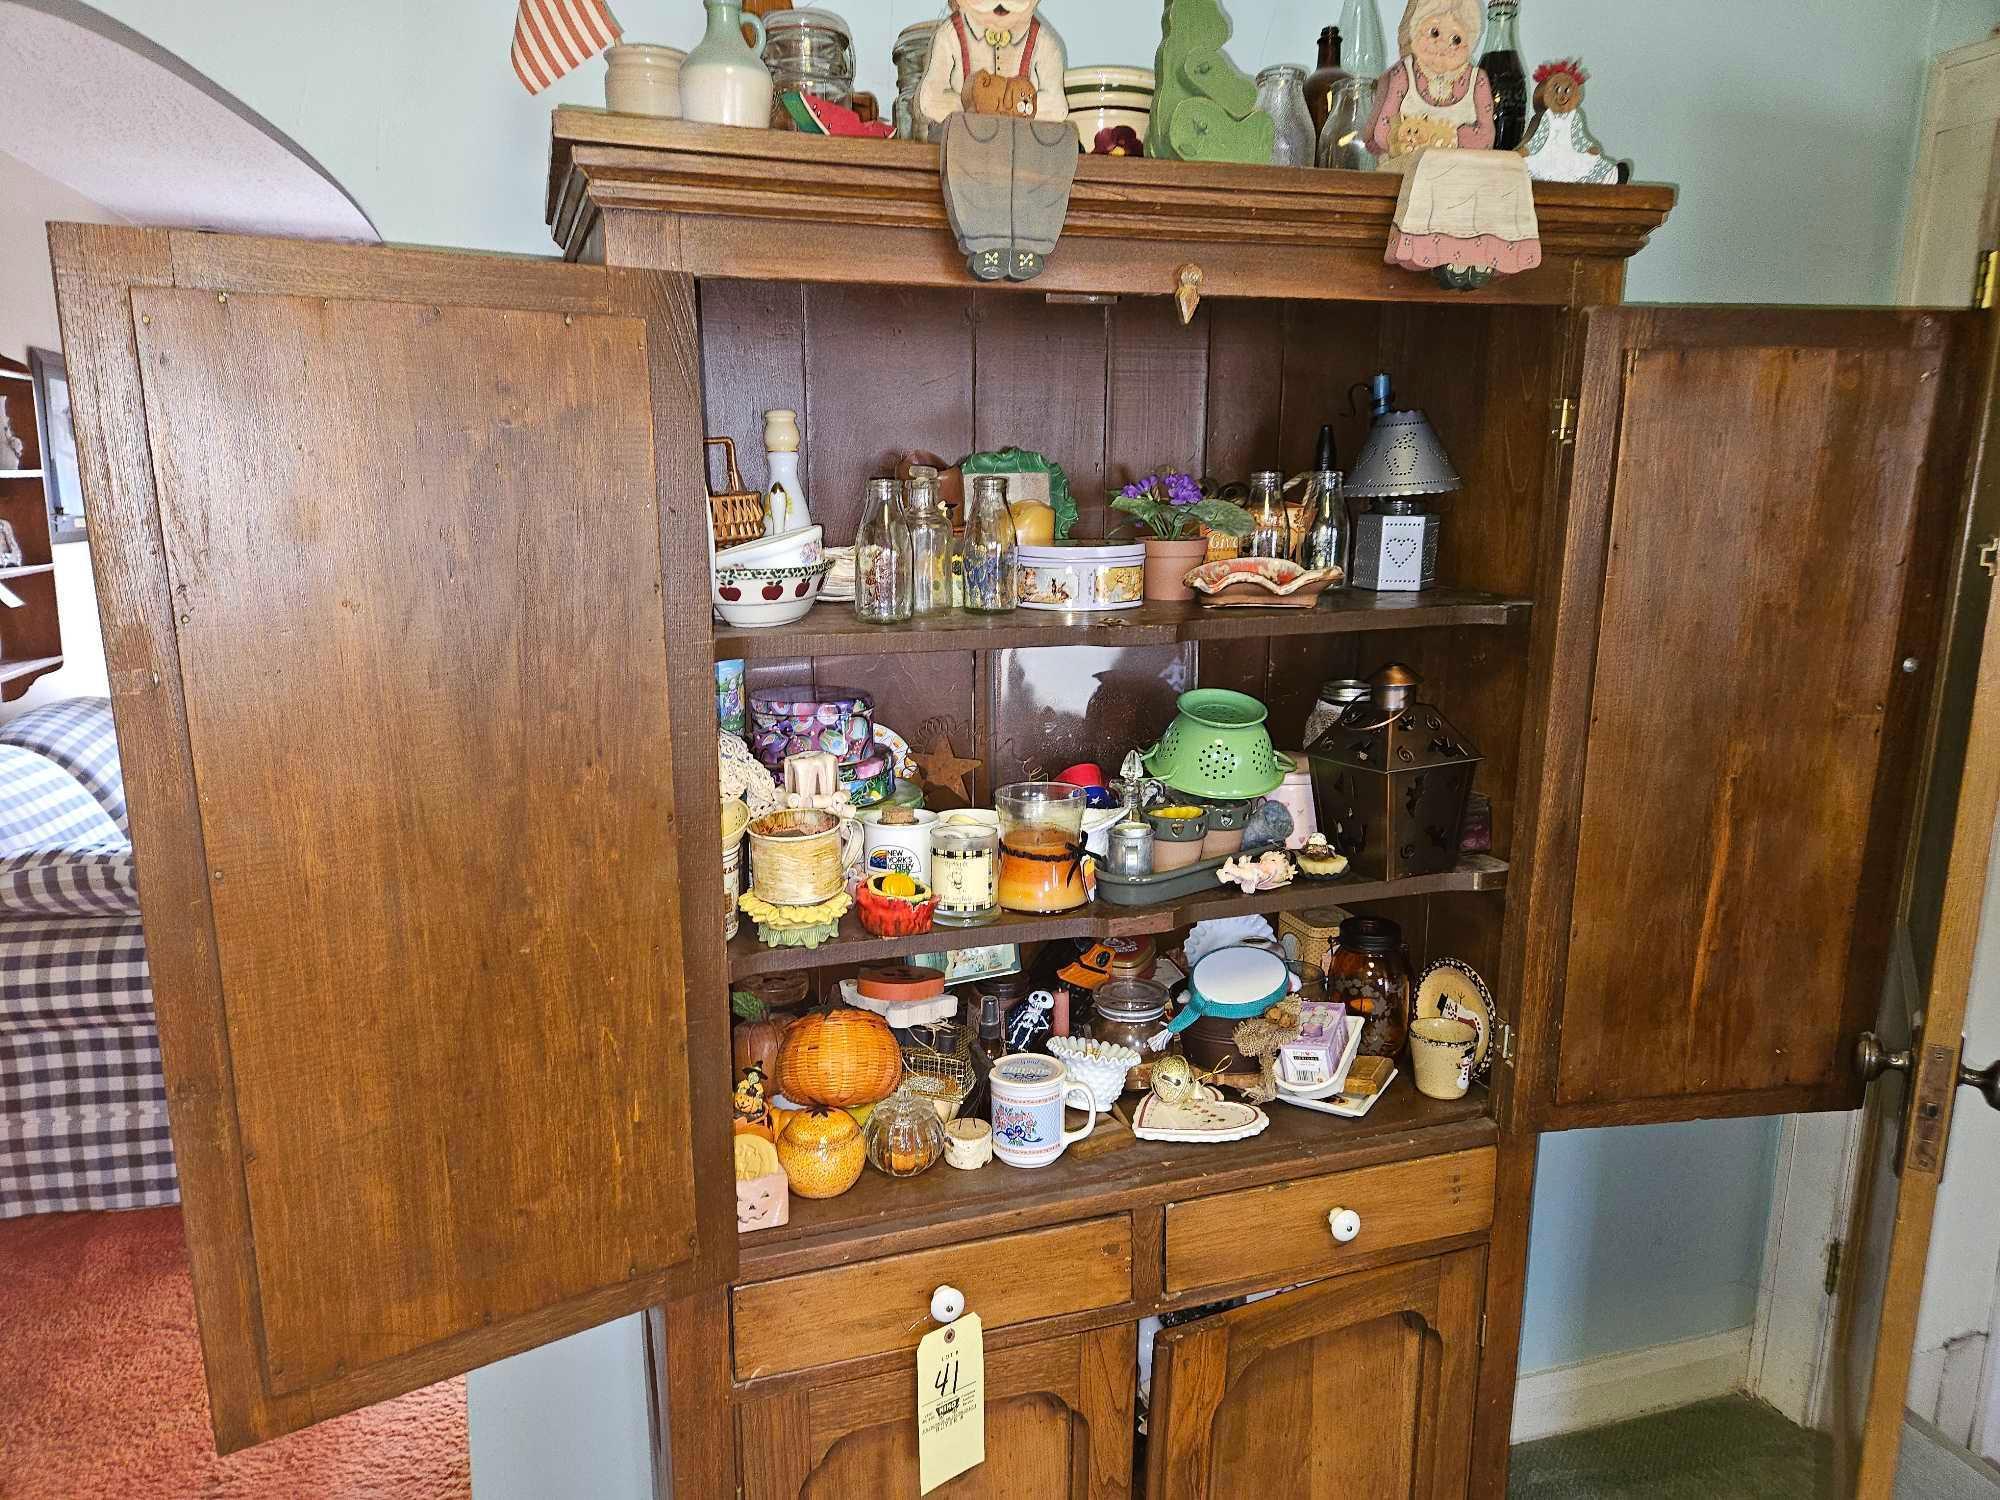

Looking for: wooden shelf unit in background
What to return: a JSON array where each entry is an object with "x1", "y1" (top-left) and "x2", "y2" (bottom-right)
[{"x1": 0, "y1": 356, "x2": 61, "y2": 701}]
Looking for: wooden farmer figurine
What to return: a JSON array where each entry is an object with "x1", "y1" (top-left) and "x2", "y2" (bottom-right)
[
  {"x1": 1365, "y1": 0, "x2": 1496, "y2": 159},
  {"x1": 920, "y1": 0, "x2": 1080, "y2": 282},
  {"x1": 1518, "y1": 59, "x2": 1620, "y2": 184}
]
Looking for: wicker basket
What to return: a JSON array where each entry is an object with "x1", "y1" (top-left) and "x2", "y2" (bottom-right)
[
  {"x1": 1278, "y1": 904, "x2": 1354, "y2": 976},
  {"x1": 775, "y1": 1008, "x2": 906, "y2": 1109},
  {"x1": 707, "y1": 436, "x2": 765, "y2": 547}
]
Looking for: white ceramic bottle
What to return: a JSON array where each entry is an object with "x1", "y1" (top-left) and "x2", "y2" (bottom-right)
[
  {"x1": 681, "y1": 2, "x2": 773, "y2": 129},
  {"x1": 762, "y1": 408, "x2": 810, "y2": 536}
]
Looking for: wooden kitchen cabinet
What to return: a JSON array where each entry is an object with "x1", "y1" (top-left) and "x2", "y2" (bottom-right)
[
  {"x1": 1149, "y1": 1250, "x2": 1486, "y2": 1500},
  {"x1": 45, "y1": 111, "x2": 1997, "y2": 1499}
]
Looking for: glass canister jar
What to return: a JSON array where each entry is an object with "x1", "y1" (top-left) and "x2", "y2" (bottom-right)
[
  {"x1": 863, "y1": 1085, "x2": 947, "y2": 1177},
  {"x1": 893, "y1": 21, "x2": 941, "y2": 142},
  {"x1": 1325, "y1": 915, "x2": 1413, "y2": 1058},
  {"x1": 1092, "y1": 978, "x2": 1174, "y2": 1091},
  {"x1": 762, "y1": 7, "x2": 854, "y2": 129},
  {"x1": 1303, "y1": 678, "x2": 1371, "y2": 747},
  {"x1": 996, "y1": 782, "x2": 1090, "y2": 914}
]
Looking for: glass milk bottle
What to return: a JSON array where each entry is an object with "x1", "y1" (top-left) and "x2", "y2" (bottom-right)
[
  {"x1": 903, "y1": 466, "x2": 953, "y2": 617},
  {"x1": 961, "y1": 476, "x2": 1018, "y2": 614},
  {"x1": 854, "y1": 478, "x2": 912, "y2": 624}
]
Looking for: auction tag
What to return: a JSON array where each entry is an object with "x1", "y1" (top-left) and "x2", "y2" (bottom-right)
[{"x1": 916, "y1": 1312, "x2": 984, "y2": 1494}]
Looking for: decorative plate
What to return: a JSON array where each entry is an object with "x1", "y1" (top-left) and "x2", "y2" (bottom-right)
[
  {"x1": 872, "y1": 723, "x2": 918, "y2": 781},
  {"x1": 1184, "y1": 557, "x2": 1342, "y2": 609},
  {"x1": 1415, "y1": 958, "x2": 1494, "y2": 1077},
  {"x1": 1130, "y1": 1085, "x2": 1270, "y2": 1143}
]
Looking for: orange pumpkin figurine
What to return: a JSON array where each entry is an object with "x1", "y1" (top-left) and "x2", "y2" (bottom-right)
[
  {"x1": 776, "y1": 1107, "x2": 867, "y2": 1198},
  {"x1": 775, "y1": 1007, "x2": 905, "y2": 1109}
]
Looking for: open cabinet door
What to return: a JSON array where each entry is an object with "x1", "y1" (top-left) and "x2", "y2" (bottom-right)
[
  {"x1": 48, "y1": 226, "x2": 734, "y2": 1451},
  {"x1": 1514, "y1": 306, "x2": 1989, "y2": 1130}
]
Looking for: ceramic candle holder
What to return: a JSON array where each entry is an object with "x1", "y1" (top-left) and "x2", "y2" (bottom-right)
[
  {"x1": 1410, "y1": 1017, "x2": 1479, "y2": 1100},
  {"x1": 944, "y1": 1118, "x2": 993, "y2": 1170},
  {"x1": 987, "y1": 1055, "x2": 1098, "y2": 1169}
]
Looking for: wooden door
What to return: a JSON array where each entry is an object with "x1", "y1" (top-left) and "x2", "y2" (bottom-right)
[
  {"x1": 736, "y1": 1325, "x2": 1136, "y2": 1499},
  {"x1": 1514, "y1": 307, "x2": 1989, "y2": 1129},
  {"x1": 1900, "y1": 34, "x2": 2000, "y2": 305},
  {"x1": 48, "y1": 225, "x2": 734, "y2": 1450},
  {"x1": 1147, "y1": 1250, "x2": 1483, "y2": 1500}
]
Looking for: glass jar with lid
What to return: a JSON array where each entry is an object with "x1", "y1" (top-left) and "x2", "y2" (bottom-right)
[
  {"x1": 893, "y1": 21, "x2": 941, "y2": 142},
  {"x1": 1303, "y1": 678, "x2": 1372, "y2": 748},
  {"x1": 1325, "y1": 915, "x2": 1413, "y2": 1058},
  {"x1": 1092, "y1": 978, "x2": 1176, "y2": 1091},
  {"x1": 862, "y1": 1085, "x2": 946, "y2": 1177},
  {"x1": 762, "y1": 7, "x2": 854, "y2": 129}
]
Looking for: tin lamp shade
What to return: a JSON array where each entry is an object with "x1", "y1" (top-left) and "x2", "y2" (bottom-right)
[
  {"x1": 1306, "y1": 664, "x2": 1481, "y2": 881},
  {"x1": 1345, "y1": 409, "x2": 1462, "y2": 499}
]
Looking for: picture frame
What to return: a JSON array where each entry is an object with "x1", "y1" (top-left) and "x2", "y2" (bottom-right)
[{"x1": 28, "y1": 347, "x2": 85, "y2": 543}]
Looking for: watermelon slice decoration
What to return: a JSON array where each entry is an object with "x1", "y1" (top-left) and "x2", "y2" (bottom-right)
[{"x1": 779, "y1": 89, "x2": 896, "y2": 139}]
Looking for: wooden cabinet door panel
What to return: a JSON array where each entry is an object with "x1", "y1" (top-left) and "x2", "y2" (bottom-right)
[
  {"x1": 49, "y1": 226, "x2": 732, "y2": 1449},
  {"x1": 737, "y1": 1324, "x2": 1136, "y2": 1500},
  {"x1": 1517, "y1": 308, "x2": 1984, "y2": 1128},
  {"x1": 1148, "y1": 1249, "x2": 1484, "y2": 1500}
]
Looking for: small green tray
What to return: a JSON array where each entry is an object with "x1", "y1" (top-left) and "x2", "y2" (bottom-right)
[{"x1": 1094, "y1": 855, "x2": 1232, "y2": 907}]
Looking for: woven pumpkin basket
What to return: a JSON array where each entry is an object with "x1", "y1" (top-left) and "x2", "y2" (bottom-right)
[
  {"x1": 1278, "y1": 905, "x2": 1354, "y2": 977},
  {"x1": 706, "y1": 436, "x2": 764, "y2": 547},
  {"x1": 776, "y1": 1008, "x2": 905, "y2": 1110}
]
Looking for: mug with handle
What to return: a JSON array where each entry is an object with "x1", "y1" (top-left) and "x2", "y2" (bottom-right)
[{"x1": 988, "y1": 1054, "x2": 1097, "y2": 1168}]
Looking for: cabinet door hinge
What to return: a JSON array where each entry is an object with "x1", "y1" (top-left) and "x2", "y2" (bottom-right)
[
  {"x1": 1824, "y1": 1238, "x2": 1843, "y2": 1297},
  {"x1": 1980, "y1": 536, "x2": 1999, "y2": 579},
  {"x1": 1496, "y1": 1020, "x2": 1516, "y2": 1065},
  {"x1": 1551, "y1": 397, "x2": 1578, "y2": 445},
  {"x1": 1479, "y1": 1311, "x2": 1489, "y2": 1348},
  {"x1": 1977, "y1": 248, "x2": 1999, "y2": 310}
]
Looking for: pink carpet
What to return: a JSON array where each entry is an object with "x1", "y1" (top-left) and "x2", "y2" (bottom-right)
[{"x1": 0, "y1": 1206, "x2": 470, "y2": 1499}]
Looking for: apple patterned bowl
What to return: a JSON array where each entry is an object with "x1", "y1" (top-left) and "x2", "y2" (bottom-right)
[{"x1": 715, "y1": 558, "x2": 834, "y2": 628}]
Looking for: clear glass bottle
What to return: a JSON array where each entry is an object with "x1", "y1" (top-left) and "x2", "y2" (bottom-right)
[
  {"x1": 761, "y1": 7, "x2": 854, "y2": 130},
  {"x1": 961, "y1": 476, "x2": 1017, "y2": 614},
  {"x1": 892, "y1": 21, "x2": 940, "y2": 142},
  {"x1": 1317, "y1": 77, "x2": 1378, "y2": 170},
  {"x1": 1480, "y1": 1, "x2": 1528, "y2": 151},
  {"x1": 1340, "y1": 0, "x2": 1389, "y2": 83},
  {"x1": 1303, "y1": 469, "x2": 1346, "y2": 578},
  {"x1": 854, "y1": 477, "x2": 912, "y2": 624},
  {"x1": 903, "y1": 465, "x2": 953, "y2": 617},
  {"x1": 1246, "y1": 470, "x2": 1291, "y2": 560},
  {"x1": 1255, "y1": 65, "x2": 1317, "y2": 168}
]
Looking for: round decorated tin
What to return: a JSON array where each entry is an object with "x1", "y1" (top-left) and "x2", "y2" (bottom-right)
[
  {"x1": 842, "y1": 751, "x2": 894, "y2": 808},
  {"x1": 1014, "y1": 541, "x2": 1146, "y2": 612},
  {"x1": 747, "y1": 685, "x2": 875, "y2": 770}
]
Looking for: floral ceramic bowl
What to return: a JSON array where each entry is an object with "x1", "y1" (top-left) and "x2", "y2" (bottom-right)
[
  {"x1": 1184, "y1": 557, "x2": 1341, "y2": 608},
  {"x1": 716, "y1": 524, "x2": 823, "y2": 572}
]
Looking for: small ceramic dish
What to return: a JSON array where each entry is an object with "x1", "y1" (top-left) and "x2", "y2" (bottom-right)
[
  {"x1": 1048, "y1": 1036, "x2": 1142, "y2": 1111},
  {"x1": 1184, "y1": 557, "x2": 1342, "y2": 608},
  {"x1": 855, "y1": 873, "x2": 940, "y2": 937},
  {"x1": 714, "y1": 558, "x2": 833, "y2": 628},
  {"x1": 1416, "y1": 958, "x2": 1495, "y2": 1078},
  {"x1": 716, "y1": 524, "x2": 824, "y2": 571}
]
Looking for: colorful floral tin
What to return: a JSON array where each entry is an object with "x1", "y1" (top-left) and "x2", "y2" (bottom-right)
[
  {"x1": 747, "y1": 685, "x2": 876, "y2": 771},
  {"x1": 1014, "y1": 541, "x2": 1146, "y2": 612}
]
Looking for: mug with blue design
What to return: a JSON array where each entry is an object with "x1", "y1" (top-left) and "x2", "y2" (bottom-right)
[{"x1": 987, "y1": 1054, "x2": 1097, "y2": 1169}]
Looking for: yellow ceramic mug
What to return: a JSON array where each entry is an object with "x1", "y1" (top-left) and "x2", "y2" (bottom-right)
[{"x1": 1410, "y1": 1017, "x2": 1478, "y2": 1101}]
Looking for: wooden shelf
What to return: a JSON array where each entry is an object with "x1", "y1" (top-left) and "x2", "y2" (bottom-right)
[
  {"x1": 728, "y1": 853, "x2": 1506, "y2": 978},
  {"x1": 550, "y1": 110, "x2": 1675, "y2": 305},
  {"x1": 714, "y1": 589, "x2": 1527, "y2": 661},
  {"x1": 738, "y1": 1080, "x2": 1494, "y2": 1271},
  {"x1": 0, "y1": 655, "x2": 62, "y2": 686}
]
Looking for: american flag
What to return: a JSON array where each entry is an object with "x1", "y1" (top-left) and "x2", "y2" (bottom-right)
[{"x1": 512, "y1": 0, "x2": 622, "y2": 93}]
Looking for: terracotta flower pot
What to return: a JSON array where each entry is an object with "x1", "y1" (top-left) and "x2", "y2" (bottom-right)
[{"x1": 1143, "y1": 536, "x2": 1210, "y2": 602}]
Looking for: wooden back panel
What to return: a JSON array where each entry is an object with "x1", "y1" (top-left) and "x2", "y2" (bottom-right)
[
  {"x1": 1526, "y1": 308, "x2": 1979, "y2": 1124},
  {"x1": 54, "y1": 227, "x2": 728, "y2": 1449}
]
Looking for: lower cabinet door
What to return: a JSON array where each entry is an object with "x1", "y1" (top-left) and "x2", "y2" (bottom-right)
[
  {"x1": 1147, "y1": 1248, "x2": 1486, "y2": 1500},
  {"x1": 737, "y1": 1323, "x2": 1137, "y2": 1499}
]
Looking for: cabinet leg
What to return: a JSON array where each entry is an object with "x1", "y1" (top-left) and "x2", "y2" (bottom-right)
[
  {"x1": 652, "y1": 1291, "x2": 737, "y2": 1500},
  {"x1": 1469, "y1": 1135, "x2": 1538, "y2": 1500}
]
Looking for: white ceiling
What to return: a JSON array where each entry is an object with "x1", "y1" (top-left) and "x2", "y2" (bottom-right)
[{"x1": 0, "y1": 0, "x2": 377, "y2": 240}]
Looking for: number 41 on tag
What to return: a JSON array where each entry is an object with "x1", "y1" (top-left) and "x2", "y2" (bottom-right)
[{"x1": 916, "y1": 1312, "x2": 985, "y2": 1494}]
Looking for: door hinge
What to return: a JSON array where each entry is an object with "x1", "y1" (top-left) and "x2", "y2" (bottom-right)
[
  {"x1": 1980, "y1": 536, "x2": 1999, "y2": 579},
  {"x1": 1824, "y1": 1237, "x2": 1843, "y2": 1296},
  {"x1": 1496, "y1": 1020, "x2": 1516, "y2": 1065},
  {"x1": 1977, "y1": 248, "x2": 2000, "y2": 310},
  {"x1": 1479, "y1": 1311, "x2": 1488, "y2": 1348},
  {"x1": 1551, "y1": 397, "x2": 1578, "y2": 445}
]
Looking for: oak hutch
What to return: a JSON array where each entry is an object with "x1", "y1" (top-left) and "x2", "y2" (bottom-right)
[{"x1": 47, "y1": 110, "x2": 1994, "y2": 1497}]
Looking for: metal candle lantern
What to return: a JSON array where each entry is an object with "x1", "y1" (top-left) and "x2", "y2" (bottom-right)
[
  {"x1": 1344, "y1": 389, "x2": 1460, "y2": 592},
  {"x1": 1306, "y1": 664, "x2": 1481, "y2": 881}
]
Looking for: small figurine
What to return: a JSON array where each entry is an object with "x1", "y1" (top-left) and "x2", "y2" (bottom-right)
[
  {"x1": 920, "y1": 0, "x2": 1079, "y2": 282},
  {"x1": 1006, "y1": 988, "x2": 1057, "y2": 1052},
  {"x1": 1518, "y1": 59, "x2": 1619, "y2": 184},
  {"x1": 1365, "y1": 0, "x2": 1495, "y2": 161},
  {"x1": 1149, "y1": 0, "x2": 1276, "y2": 164},
  {"x1": 733, "y1": 1063, "x2": 775, "y2": 1139}
]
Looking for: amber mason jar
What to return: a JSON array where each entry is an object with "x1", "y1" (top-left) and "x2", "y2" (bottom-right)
[{"x1": 1325, "y1": 915, "x2": 1413, "y2": 1058}]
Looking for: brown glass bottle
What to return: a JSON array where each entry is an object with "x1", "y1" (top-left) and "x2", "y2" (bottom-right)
[
  {"x1": 1304, "y1": 26, "x2": 1353, "y2": 139},
  {"x1": 1324, "y1": 916, "x2": 1413, "y2": 1058}
]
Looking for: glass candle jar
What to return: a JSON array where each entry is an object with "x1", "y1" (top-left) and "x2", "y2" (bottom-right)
[
  {"x1": 893, "y1": 21, "x2": 940, "y2": 142},
  {"x1": 1092, "y1": 978, "x2": 1174, "y2": 1091},
  {"x1": 1325, "y1": 915, "x2": 1414, "y2": 1058},
  {"x1": 996, "y1": 782, "x2": 1089, "y2": 914},
  {"x1": 932, "y1": 824, "x2": 999, "y2": 926},
  {"x1": 762, "y1": 6, "x2": 854, "y2": 129}
]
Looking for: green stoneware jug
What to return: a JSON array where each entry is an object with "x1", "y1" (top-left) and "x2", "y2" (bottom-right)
[{"x1": 682, "y1": 1, "x2": 772, "y2": 128}]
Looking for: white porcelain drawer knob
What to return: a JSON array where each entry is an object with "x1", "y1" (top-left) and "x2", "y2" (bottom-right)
[
  {"x1": 930, "y1": 1285, "x2": 966, "y2": 1325},
  {"x1": 1327, "y1": 1208, "x2": 1362, "y2": 1244}
]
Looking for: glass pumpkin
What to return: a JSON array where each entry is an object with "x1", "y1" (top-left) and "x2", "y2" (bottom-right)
[{"x1": 862, "y1": 1086, "x2": 946, "y2": 1178}]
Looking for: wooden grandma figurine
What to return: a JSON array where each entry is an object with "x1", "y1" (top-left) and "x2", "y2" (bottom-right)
[
  {"x1": 1366, "y1": 0, "x2": 1496, "y2": 160},
  {"x1": 920, "y1": 0, "x2": 1080, "y2": 282}
]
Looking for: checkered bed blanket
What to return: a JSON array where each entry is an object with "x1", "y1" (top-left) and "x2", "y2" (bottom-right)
[{"x1": 0, "y1": 699, "x2": 177, "y2": 1217}]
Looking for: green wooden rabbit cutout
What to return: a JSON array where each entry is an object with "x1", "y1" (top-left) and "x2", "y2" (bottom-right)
[{"x1": 1148, "y1": 0, "x2": 1276, "y2": 163}]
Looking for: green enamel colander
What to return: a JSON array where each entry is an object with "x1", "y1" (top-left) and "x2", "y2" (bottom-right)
[{"x1": 1142, "y1": 688, "x2": 1294, "y2": 800}]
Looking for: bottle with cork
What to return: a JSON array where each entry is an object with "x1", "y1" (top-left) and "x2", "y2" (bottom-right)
[{"x1": 762, "y1": 408, "x2": 811, "y2": 536}]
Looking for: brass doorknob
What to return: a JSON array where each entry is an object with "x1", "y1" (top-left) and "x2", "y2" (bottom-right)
[
  {"x1": 1960, "y1": 1057, "x2": 2000, "y2": 1112},
  {"x1": 1855, "y1": 1032, "x2": 1913, "y2": 1084}
]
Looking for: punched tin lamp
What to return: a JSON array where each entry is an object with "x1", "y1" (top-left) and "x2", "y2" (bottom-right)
[{"x1": 1345, "y1": 408, "x2": 1460, "y2": 592}]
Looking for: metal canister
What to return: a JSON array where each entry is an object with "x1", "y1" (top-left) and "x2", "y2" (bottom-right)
[{"x1": 1107, "y1": 820, "x2": 1154, "y2": 878}]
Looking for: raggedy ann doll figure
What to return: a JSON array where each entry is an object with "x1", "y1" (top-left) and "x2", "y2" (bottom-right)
[
  {"x1": 1518, "y1": 58, "x2": 1621, "y2": 184},
  {"x1": 920, "y1": 0, "x2": 1080, "y2": 282}
]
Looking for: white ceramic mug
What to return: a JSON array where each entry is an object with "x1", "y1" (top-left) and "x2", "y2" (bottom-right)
[
  {"x1": 861, "y1": 808, "x2": 937, "y2": 884},
  {"x1": 988, "y1": 1054, "x2": 1097, "y2": 1168},
  {"x1": 1410, "y1": 1017, "x2": 1478, "y2": 1100}
]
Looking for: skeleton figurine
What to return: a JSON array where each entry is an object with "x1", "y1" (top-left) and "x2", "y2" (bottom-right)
[{"x1": 920, "y1": 0, "x2": 1078, "y2": 282}]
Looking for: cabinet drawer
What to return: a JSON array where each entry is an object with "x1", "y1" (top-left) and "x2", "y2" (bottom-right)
[
  {"x1": 731, "y1": 1216, "x2": 1133, "y2": 1380},
  {"x1": 1165, "y1": 1147, "x2": 1495, "y2": 1295}
]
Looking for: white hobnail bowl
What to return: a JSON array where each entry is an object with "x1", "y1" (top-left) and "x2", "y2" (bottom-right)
[{"x1": 1049, "y1": 1036, "x2": 1142, "y2": 1111}]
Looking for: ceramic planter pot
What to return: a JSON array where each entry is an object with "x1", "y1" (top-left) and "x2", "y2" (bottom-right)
[
  {"x1": 1143, "y1": 536, "x2": 1209, "y2": 602},
  {"x1": 1146, "y1": 804, "x2": 1209, "y2": 872}
]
